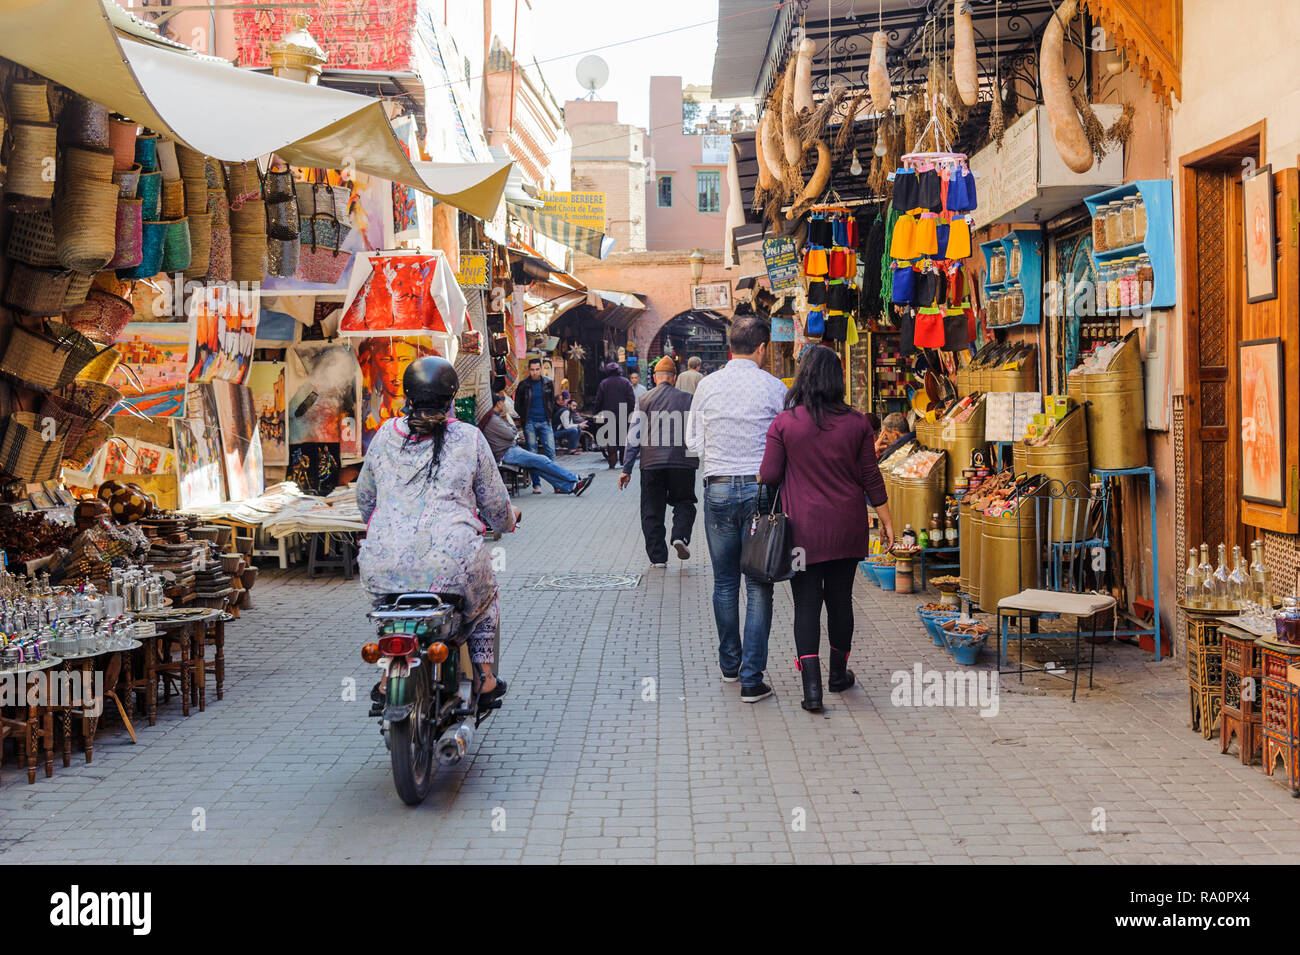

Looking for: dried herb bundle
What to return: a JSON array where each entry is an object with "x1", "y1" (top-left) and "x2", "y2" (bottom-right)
[
  {"x1": 989, "y1": 88, "x2": 1005, "y2": 149},
  {"x1": 1106, "y1": 101, "x2": 1135, "y2": 146},
  {"x1": 1073, "y1": 86, "x2": 1109, "y2": 163},
  {"x1": 799, "y1": 79, "x2": 849, "y2": 146}
]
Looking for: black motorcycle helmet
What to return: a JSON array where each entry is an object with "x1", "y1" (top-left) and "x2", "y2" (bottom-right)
[{"x1": 403, "y1": 356, "x2": 458, "y2": 409}]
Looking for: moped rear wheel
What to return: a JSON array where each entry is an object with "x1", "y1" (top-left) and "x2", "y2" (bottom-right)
[{"x1": 390, "y1": 670, "x2": 434, "y2": 805}]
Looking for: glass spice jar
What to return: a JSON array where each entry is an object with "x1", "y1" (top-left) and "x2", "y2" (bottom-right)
[
  {"x1": 1136, "y1": 253, "x2": 1154, "y2": 306},
  {"x1": 1118, "y1": 197, "x2": 1137, "y2": 247},
  {"x1": 1132, "y1": 193, "x2": 1147, "y2": 243},
  {"x1": 989, "y1": 249, "x2": 1006, "y2": 284},
  {"x1": 1104, "y1": 202, "x2": 1124, "y2": 250},
  {"x1": 1007, "y1": 239, "x2": 1021, "y2": 279},
  {"x1": 1093, "y1": 206, "x2": 1108, "y2": 252}
]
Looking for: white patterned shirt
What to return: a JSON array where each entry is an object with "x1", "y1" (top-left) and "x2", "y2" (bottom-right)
[{"x1": 685, "y1": 358, "x2": 788, "y2": 479}]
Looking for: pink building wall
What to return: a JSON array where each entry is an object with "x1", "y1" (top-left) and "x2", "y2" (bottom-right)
[{"x1": 645, "y1": 76, "x2": 729, "y2": 252}]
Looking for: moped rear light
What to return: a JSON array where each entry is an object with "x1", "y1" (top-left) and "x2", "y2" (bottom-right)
[
  {"x1": 377, "y1": 634, "x2": 418, "y2": 658},
  {"x1": 361, "y1": 643, "x2": 381, "y2": 664},
  {"x1": 426, "y1": 641, "x2": 449, "y2": 664}
]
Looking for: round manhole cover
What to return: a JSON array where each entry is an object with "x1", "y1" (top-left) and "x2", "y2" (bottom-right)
[{"x1": 535, "y1": 573, "x2": 642, "y2": 591}]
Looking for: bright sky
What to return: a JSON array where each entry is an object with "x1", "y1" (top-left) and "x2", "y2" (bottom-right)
[{"x1": 523, "y1": 0, "x2": 723, "y2": 130}]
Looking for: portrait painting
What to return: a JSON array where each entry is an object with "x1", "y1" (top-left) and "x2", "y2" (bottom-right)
[{"x1": 1239, "y1": 338, "x2": 1285, "y2": 507}]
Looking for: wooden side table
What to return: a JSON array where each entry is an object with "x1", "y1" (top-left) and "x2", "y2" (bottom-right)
[
  {"x1": 1219, "y1": 626, "x2": 1264, "y2": 764},
  {"x1": 1183, "y1": 608, "x2": 1226, "y2": 739},
  {"x1": 1257, "y1": 636, "x2": 1300, "y2": 796}
]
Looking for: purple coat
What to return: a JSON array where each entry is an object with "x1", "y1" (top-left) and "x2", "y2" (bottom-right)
[{"x1": 759, "y1": 406, "x2": 888, "y2": 565}]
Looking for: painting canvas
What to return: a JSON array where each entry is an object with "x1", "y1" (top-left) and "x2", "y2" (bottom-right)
[
  {"x1": 111, "y1": 322, "x2": 191, "y2": 417},
  {"x1": 1244, "y1": 165, "x2": 1277, "y2": 303},
  {"x1": 391, "y1": 114, "x2": 422, "y2": 243},
  {"x1": 356, "y1": 336, "x2": 439, "y2": 453},
  {"x1": 1239, "y1": 338, "x2": 1285, "y2": 507},
  {"x1": 286, "y1": 342, "x2": 361, "y2": 460},
  {"x1": 254, "y1": 304, "x2": 301, "y2": 347},
  {"x1": 338, "y1": 252, "x2": 465, "y2": 336},
  {"x1": 188, "y1": 284, "x2": 258, "y2": 386},
  {"x1": 174, "y1": 396, "x2": 225, "y2": 508},
  {"x1": 209, "y1": 380, "x2": 265, "y2": 502},
  {"x1": 103, "y1": 438, "x2": 177, "y2": 477},
  {"x1": 248, "y1": 361, "x2": 287, "y2": 465}
]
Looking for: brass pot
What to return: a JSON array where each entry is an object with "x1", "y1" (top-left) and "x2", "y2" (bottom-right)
[
  {"x1": 1083, "y1": 371, "x2": 1147, "y2": 469},
  {"x1": 940, "y1": 399, "x2": 987, "y2": 494},
  {"x1": 966, "y1": 507, "x2": 984, "y2": 607},
  {"x1": 979, "y1": 507, "x2": 1039, "y2": 610}
]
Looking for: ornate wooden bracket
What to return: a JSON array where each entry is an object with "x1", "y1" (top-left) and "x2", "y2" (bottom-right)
[{"x1": 1082, "y1": 0, "x2": 1182, "y2": 103}]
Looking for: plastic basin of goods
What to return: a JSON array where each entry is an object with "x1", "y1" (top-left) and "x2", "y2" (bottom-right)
[
  {"x1": 875, "y1": 564, "x2": 896, "y2": 591},
  {"x1": 920, "y1": 610, "x2": 961, "y2": 646},
  {"x1": 859, "y1": 559, "x2": 879, "y2": 584},
  {"x1": 940, "y1": 619, "x2": 989, "y2": 665},
  {"x1": 950, "y1": 641, "x2": 983, "y2": 665}
]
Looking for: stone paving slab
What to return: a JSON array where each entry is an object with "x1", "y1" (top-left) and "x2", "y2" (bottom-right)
[{"x1": 2, "y1": 449, "x2": 1299, "y2": 864}]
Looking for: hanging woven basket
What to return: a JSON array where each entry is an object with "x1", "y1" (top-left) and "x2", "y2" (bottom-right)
[
  {"x1": 106, "y1": 197, "x2": 144, "y2": 270},
  {"x1": 226, "y1": 160, "x2": 261, "y2": 203},
  {"x1": 137, "y1": 169, "x2": 162, "y2": 221},
  {"x1": 61, "y1": 270, "x2": 94, "y2": 311},
  {"x1": 108, "y1": 116, "x2": 138, "y2": 170},
  {"x1": 268, "y1": 237, "x2": 300, "y2": 278},
  {"x1": 175, "y1": 144, "x2": 207, "y2": 180},
  {"x1": 230, "y1": 230, "x2": 267, "y2": 282},
  {"x1": 113, "y1": 162, "x2": 141, "y2": 199},
  {"x1": 5, "y1": 209, "x2": 59, "y2": 267},
  {"x1": 54, "y1": 177, "x2": 119, "y2": 272},
  {"x1": 62, "y1": 379, "x2": 123, "y2": 420},
  {"x1": 160, "y1": 217, "x2": 191, "y2": 273},
  {"x1": 155, "y1": 138, "x2": 180, "y2": 181},
  {"x1": 9, "y1": 80, "x2": 51, "y2": 123},
  {"x1": 58, "y1": 95, "x2": 110, "y2": 151},
  {"x1": 183, "y1": 176, "x2": 208, "y2": 215},
  {"x1": 161, "y1": 176, "x2": 186, "y2": 219},
  {"x1": 134, "y1": 132, "x2": 159, "y2": 172},
  {"x1": 0, "y1": 412, "x2": 66, "y2": 482},
  {"x1": 38, "y1": 391, "x2": 93, "y2": 450},
  {"x1": 4, "y1": 262, "x2": 82, "y2": 315},
  {"x1": 230, "y1": 197, "x2": 266, "y2": 234},
  {"x1": 65, "y1": 288, "x2": 134, "y2": 345},
  {"x1": 6, "y1": 122, "x2": 58, "y2": 211},
  {"x1": 184, "y1": 212, "x2": 212, "y2": 279},
  {"x1": 63, "y1": 419, "x2": 111, "y2": 470},
  {"x1": 205, "y1": 188, "x2": 232, "y2": 283},
  {"x1": 116, "y1": 219, "x2": 166, "y2": 280},
  {"x1": 74, "y1": 347, "x2": 121, "y2": 384},
  {"x1": 0, "y1": 319, "x2": 100, "y2": 391}
]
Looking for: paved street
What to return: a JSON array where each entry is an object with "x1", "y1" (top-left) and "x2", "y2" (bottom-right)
[{"x1": 3, "y1": 449, "x2": 1300, "y2": 864}]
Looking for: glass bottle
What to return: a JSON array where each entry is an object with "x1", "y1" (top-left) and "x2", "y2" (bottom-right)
[
  {"x1": 902, "y1": 524, "x2": 916, "y2": 548},
  {"x1": 1212, "y1": 543, "x2": 1230, "y2": 609},
  {"x1": 1275, "y1": 597, "x2": 1300, "y2": 646},
  {"x1": 1229, "y1": 546, "x2": 1250, "y2": 609},
  {"x1": 1199, "y1": 543, "x2": 1215, "y2": 608},
  {"x1": 1008, "y1": 239, "x2": 1021, "y2": 279},
  {"x1": 1185, "y1": 548, "x2": 1201, "y2": 609},
  {"x1": 1093, "y1": 205, "x2": 1108, "y2": 252},
  {"x1": 1118, "y1": 197, "x2": 1137, "y2": 247},
  {"x1": 1250, "y1": 540, "x2": 1265, "y2": 604},
  {"x1": 1132, "y1": 193, "x2": 1147, "y2": 243},
  {"x1": 945, "y1": 500, "x2": 959, "y2": 545},
  {"x1": 929, "y1": 512, "x2": 942, "y2": 548},
  {"x1": 1136, "y1": 253, "x2": 1154, "y2": 307},
  {"x1": 1104, "y1": 202, "x2": 1123, "y2": 250}
]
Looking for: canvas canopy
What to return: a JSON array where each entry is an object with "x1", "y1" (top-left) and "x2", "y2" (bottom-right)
[{"x1": 0, "y1": 0, "x2": 511, "y2": 221}]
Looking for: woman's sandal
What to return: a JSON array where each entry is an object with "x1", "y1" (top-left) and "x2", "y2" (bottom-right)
[{"x1": 478, "y1": 678, "x2": 508, "y2": 712}]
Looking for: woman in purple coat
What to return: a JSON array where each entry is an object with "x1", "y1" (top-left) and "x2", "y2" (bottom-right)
[{"x1": 759, "y1": 345, "x2": 896, "y2": 712}]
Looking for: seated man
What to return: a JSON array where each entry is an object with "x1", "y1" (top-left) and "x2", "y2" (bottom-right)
[
  {"x1": 874, "y1": 411, "x2": 914, "y2": 460},
  {"x1": 483, "y1": 393, "x2": 594, "y2": 496},
  {"x1": 555, "y1": 399, "x2": 592, "y2": 452}
]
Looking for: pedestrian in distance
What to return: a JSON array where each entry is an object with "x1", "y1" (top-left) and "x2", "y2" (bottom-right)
[
  {"x1": 512, "y1": 357, "x2": 558, "y2": 494},
  {"x1": 593, "y1": 361, "x2": 637, "y2": 471},
  {"x1": 685, "y1": 315, "x2": 788, "y2": 703},
  {"x1": 483, "y1": 394, "x2": 594, "y2": 496},
  {"x1": 675, "y1": 355, "x2": 704, "y2": 394},
  {"x1": 759, "y1": 344, "x2": 896, "y2": 712},
  {"x1": 618, "y1": 356, "x2": 698, "y2": 568}
]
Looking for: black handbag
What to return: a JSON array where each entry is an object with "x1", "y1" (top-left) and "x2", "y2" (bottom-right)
[{"x1": 739, "y1": 487, "x2": 796, "y2": 584}]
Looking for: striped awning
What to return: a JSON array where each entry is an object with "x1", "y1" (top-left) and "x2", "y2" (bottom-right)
[{"x1": 508, "y1": 202, "x2": 615, "y2": 260}]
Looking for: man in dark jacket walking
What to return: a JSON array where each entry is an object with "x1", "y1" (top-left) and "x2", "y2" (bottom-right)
[
  {"x1": 512, "y1": 358, "x2": 558, "y2": 493},
  {"x1": 618, "y1": 356, "x2": 698, "y2": 567},
  {"x1": 593, "y1": 361, "x2": 637, "y2": 470}
]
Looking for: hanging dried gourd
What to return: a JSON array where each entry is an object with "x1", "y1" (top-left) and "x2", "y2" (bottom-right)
[
  {"x1": 1039, "y1": 0, "x2": 1093, "y2": 173},
  {"x1": 869, "y1": 30, "x2": 891, "y2": 114},
  {"x1": 782, "y1": 57, "x2": 803, "y2": 175},
  {"x1": 793, "y1": 35, "x2": 816, "y2": 116},
  {"x1": 787, "y1": 140, "x2": 831, "y2": 220},
  {"x1": 953, "y1": 0, "x2": 978, "y2": 106},
  {"x1": 754, "y1": 111, "x2": 775, "y2": 194}
]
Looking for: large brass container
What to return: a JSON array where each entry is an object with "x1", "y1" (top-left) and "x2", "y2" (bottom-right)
[
  {"x1": 955, "y1": 362, "x2": 973, "y2": 398},
  {"x1": 940, "y1": 399, "x2": 987, "y2": 494},
  {"x1": 1012, "y1": 442, "x2": 1028, "y2": 475},
  {"x1": 894, "y1": 451, "x2": 947, "y2": 535},
  {"x1": 1066, "y1": 371, "x2": 1085, "y2": 408},
  {"x1": 966, "y1": 507, "x2": 984, "y2": 607},
  {"x1": 978, "y1": 506, "x2": 1040, "y2": 610},
  {"x1": 1023, "y1": 407, "x2": 1091, "y2": 538},
  {"x1": 959, "y1": 501, "x2": 975, "y2": 596},
  {"x1": 1080, "y1": 332, "x2": 1145, "y2": 470},
  {"x1": 987, "y1": 360, "x2": 1038, "y2": 393}
]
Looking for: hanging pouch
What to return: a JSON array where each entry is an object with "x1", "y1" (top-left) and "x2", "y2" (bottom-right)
[
  {"x1": 913, "y1": 306, "x2": 946, "y2": 349},
  {"x1": 805, "y1": 309, "x2": 826, "y2": 337},
  {"x1": 891, "y1": 263, "x2": 915, "y2": 305}
]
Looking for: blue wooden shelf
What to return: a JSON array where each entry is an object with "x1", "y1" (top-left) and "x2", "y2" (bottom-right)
[
  {"x1": 980, "y1": 229, "x2": 1044, "y2": 327},
  {"x1": 1084, "y1": 179, "x2": 1175, "y2": 309}
]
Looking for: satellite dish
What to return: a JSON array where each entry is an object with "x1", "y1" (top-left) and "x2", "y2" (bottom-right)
[{"x1": 576, "y1": 55, "x2": 609, "y2": 99}]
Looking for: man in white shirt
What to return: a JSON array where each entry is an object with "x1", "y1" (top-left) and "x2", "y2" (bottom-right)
[{"x1": 685, "y1": 316, "x2": 788, "y2": 703}]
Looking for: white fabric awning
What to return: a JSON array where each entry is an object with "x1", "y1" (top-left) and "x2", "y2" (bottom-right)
[{"x1": 0, "y1": 0, "x2": 510, "y2": 221}]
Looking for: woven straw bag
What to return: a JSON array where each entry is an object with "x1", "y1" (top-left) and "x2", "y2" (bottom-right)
[
  {"x1": 61, "y1": 271, "x2": 93, "y2": 311},
  {"x1": 63, "y1": 419, "x2": 111, "y2": 469},
  {"x1": 137, "y1": 170, "x2": 162, "y2": 221},
  {"x1": 6, "y1": 122, "x2": 57, "y2": 211},
  {"x1": 10, "y1": 81, "x2": 50, "y2": 123},
  {"x1": 268, "y1": 237, "x2": 299, "y2": 278},
  {"x1": 108, "y1": 116, "x2": 138, "y2": 170},
  {"x1": 185, "y1": 212, "x2": 212, "y2": 279},
  {"x1": 230, "y1": 197, "x2": 266, "y2": 234},
  {"x1": 116, "y1": 219, "x2": 166, "y2": 280},
  {"x1": 75, "y1": 347, "x2": 121, "y2": 384},
  {"x1": 230, "y1": 230, "x2": 268, "y2": 282},
  {"x1": 0, "y1": 412, "x2": 65, "y2": 482},
  {"x1": 4, "y1": 263, "x2": 82, "y2": 315},
  {"x1": 0, "y1": 320, "x2": 100, "y2": 390},
  {"x1": 294, "y1": 180, "x2": 350, "y2": 222},
  {"x1": 295, "y1": 244, "x2": 351, "y2": 285},
  {"x1": 62, "y1": 145, "x2": 114, "y2": 182},
  {"x1": 62, "y1": 379, "x2": 122, "y2": 420},
  {"x1": 107, "y1": 198, "x2": 144, "y2": 270},
  {"x1": 55, "y1": 177, "x2": 119, "y2": 272},
  {"x1": 6, "y1": 209, "x2": 58, "y2": 267},
  {"x1": 65, "y1": 289, "x2": 134, "y2": 345},
  {"x1": 205, "y1": 157, "x2": 225, "y2": 190},
  {"x1": 113, "y1": 163, "x2": 141, "y2": 198},
  {"x1": 205, "y1": 188, "x2": 231, "y2": 282},
  {"x1": 134, "y1": 132, "x2": 158, "y2": 172},
  {"x1": 176, "y1": 144, "x2": 207, "y2": 180},
  {"x1": 161, "y1": 177, "x2": 185, "y2": 219},
  {"x1": 58, "y1": 95, "x2": 110, "y2": 150},
  {"x1": 39, "y1": 391, "x2": 93, "y2": 450},
  {"x1": 183, "y1": 176, "x2": 208, "y2": 215},
  {"x1": 267, "y1": 198, "x2": 299, "y2": 240},
  {"x1": 160, "y1": 217, "x2": 191, "y2": 273}
]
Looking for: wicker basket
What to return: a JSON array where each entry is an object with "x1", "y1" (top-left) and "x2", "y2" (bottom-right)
[
  {"x1": 107, "y1": 197, "x2": 144, "y2": 270},
  {"x1": 108, "y1": 116, "x2": 138, "y2": 170},
  {"x1": 204, "y1": 157, "x2": 225, "y2": 191},
  {"x1": 205, "y1": 188, "x2": 232, "y2": 282},
  {"x1": 176, "y1": 144, "x2": 207, "y2": 180},
  {"x1": 230, "y1": 230, "x2": 267, "y2": 282},
  {"x1": 39, "y1": 392, "x2": 93, "y2": 449},
  {"x1": 10, "y1": 81, "x2": 51, "y2": 123},
  {"x1": 6, "y1": 122, "x2": 58, "y2": 210},
  {"x1": 230, "y1": 197, "x2": 266, "y2": 234},
  {"x1": 61, "y1": 271, "x2": 94, "y2": 311},
  {"x1": 62, "y1": 145, "x2": 115, "y2": 183},
  {"x1": 226, "y1": 161, "x2": 261, "y2": 202},
  {"x1": 65, "y1": 289, "x2": 133, "y2": 346},
  {"x1": 113, "y1": 163, "x2": 141, "y2": 198},
  {"x1": 6, "y1": 209, "x2": 58, "y2": 267},
  {"x1": 4, "y1": 262, "x2": 83, "y2": 316},
  {"x1": 0, "y1": 320, "x2": 100, "y2": 390},
  {"x1": 62, "y1": 379, "x2": 122, "y2": 420},
  {"x1": 294, "y1": 181, "x2": 350, "y2": 222},
  {"x1": 137, "y1": 170, "x2": 162, "y2": 221},
  {"x1": 184, "y1": 213, "x2": 212, "y2": 279},
  {"x1": 183, "y1": 176, "x2": 208, "y2": 215},
  {"x1": 0, "y1": 412, "x2": 66, "y2": 482},
  {"x1": 58, "y1": 95, "x2": 110, "y2": 150},
  {"x1": 116, "y1": 219, "x2": 165, "y2": 280},
  {"x1": 63, "y1": 419, "x2": 111, "y2": 469},
  {"x1": 161, "y1": 177, "x2": 185, "y2": 220},
  {"x1": 134, "y1": 132, "x2": 158, "y2": 173},
  {"x1": 160, "y1": 217, "x2": 191, "y2": 273},
  {"x1": 55, "y1": 177, "x2": 119, "y2": 272}
]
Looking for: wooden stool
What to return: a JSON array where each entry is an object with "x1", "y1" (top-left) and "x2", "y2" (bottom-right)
[
  {"x1": 1220, "y1": 629, "x2": 1264, "y2": 764},
  {"x1": 307, "y1": 532, "x2": 356, "y2": 579},
  {"x1": 1187, "y1": 616, "x2": 1224, "y2": 739},
  {"x1": 1258, "y1": 637, "x2": 1300, "y2": 796},
  {"x1": 203, "y1": 615, "x2": 228, "y2": 702},
  {"x1": 0, "y1": 697, "x2": 53, "y2": 784}
]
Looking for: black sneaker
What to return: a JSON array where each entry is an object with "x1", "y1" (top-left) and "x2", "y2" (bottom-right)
[
  {"x1": 740, "y1": 681, "x2": 772, "y2": 703},
  {"x1": 720, "y1": 668, "x2": 739, "y2": 683},
  {"x1": 573, "y1": 473, "x2": 595, "y2": 496},
  {"x1": 672, "y1": 539, "x2": 690, "y2": 560}
]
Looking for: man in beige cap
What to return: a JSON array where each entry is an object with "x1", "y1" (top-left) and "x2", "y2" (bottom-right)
[{"x1": 618, "y1": 355, "x2": 698, "y2": 567}]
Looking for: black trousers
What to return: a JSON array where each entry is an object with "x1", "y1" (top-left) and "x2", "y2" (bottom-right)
[
  {"x1": 790, "y1": 557, "x2": 860, "y2": 658},
  {"x1": 639, "y1": 467, "x2": 697, "y2": 563}
]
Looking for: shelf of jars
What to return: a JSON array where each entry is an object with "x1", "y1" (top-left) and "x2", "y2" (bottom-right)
[
  {"x1": 1084, "y1": 179, "x2": 1175, "y2": 311},
  {"x1": 979, "y1": 229, "x2": 1044, "y2": 328}
]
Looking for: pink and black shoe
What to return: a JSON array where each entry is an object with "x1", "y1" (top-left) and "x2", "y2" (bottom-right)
[
  {"x1": 828, "y1": 648, "x2": 855, "y2": 692},
  {"x1": 797, "y1": 654, "x2": 822, "y2": 712}
]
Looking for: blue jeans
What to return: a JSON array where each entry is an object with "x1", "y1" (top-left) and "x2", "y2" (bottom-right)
[
  {"x1": 522, "y1": 420, "x2": 556, "y2": 488},
  {"x1": 703, "y1": 479, "x2": 774, "y2": 686},
  {"x1": 556, "y1": 427, "x2": 582, "y2": 450},
  {"x1": 504, "y1": 445, "x2": 577, "y2": 493}
]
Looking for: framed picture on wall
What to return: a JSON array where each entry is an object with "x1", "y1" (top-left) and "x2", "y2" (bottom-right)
[
  {"x1": 1239, "y1": 337, "x2": 1285, "y2": 507},
  {"x1": 1243, "y1": 164, "x2": 1277, "y2": 303}
]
